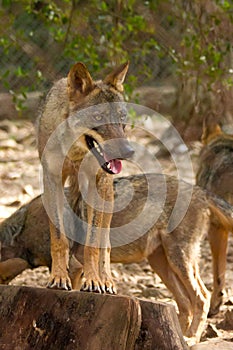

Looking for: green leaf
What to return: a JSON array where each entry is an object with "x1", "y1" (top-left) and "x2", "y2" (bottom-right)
[{"x1": 2, "y1": 0, "x2": 12, "y2": 7}]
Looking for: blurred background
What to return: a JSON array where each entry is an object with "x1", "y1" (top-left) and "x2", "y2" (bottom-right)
[{"x1": 0, "y1": 0, "x2": 232, "y2": 141}]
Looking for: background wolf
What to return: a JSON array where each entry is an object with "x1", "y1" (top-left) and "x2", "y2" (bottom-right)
[
  {"x1": 196, "y1": 121, "x2": 233, "y2": 316},
  {"x1": 1, "y1": 173, "x2": 233, "y2": 343}
]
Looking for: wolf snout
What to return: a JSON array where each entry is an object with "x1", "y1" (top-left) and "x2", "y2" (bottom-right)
[
  {"x1": 121, "y1": 143, "x2": 134, "y2": 159},
  {"x1": 111, "y1": 139, "x2": 134, "y2": 160},
  {"x1": 102, "y1": 139, "x2": 134, "y2": 161}
]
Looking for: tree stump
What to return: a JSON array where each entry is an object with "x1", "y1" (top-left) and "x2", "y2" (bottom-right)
[
  {"x1": 0, "y1": 285, "x2": 188, "y2": 350},
  {"x1": 135, "y1": 299, "x2": 188, "y2": 350}
]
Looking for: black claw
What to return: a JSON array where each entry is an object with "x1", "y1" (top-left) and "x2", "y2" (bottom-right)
[
  {"x1": 93, "y1": 285, "x2": 101, "y2": 293},
  {"x1": 47, "y1": 278, "x2": 72, "y2": 291},
  {"x1": 91, "y1": 281, "x2": 101, "y2": 293},
  {"x1": 64, "y1": 279, "x2": 72, "y2": 291},
  {"x1": 47, "y1": 279, "x2": 55, "y2": 289},
  {"x1": 80, "y1": 281, "x2": 103, "y2": 294},
  {"x1": 91, "y1": 281, "x2": 95, "y2": 292},
  {"x1": 100, "y1": 285, "x2": 106, "y2": 293},
  {"x1": 81, "y1": 282, "x2": 92, "y2": 292},
  {"x1": 80, "y1": 283, "x2": 86, "y2": 291},
  {"x1": 106, "y1": 287, "x2": 113, "y2": 294},
  {"x1": 60, "y1": 282, "x2": 67, "y2": 290}
]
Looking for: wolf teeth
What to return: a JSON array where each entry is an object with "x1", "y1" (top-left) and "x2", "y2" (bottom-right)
[
  {"x1": 93, "y1": 140, "x2": 98, "y2": 148},
  {"x1": 107, "y1": 163, "x2": 111, "y2": 169},
  {"x1": 93, "y1": 140, "x2": 103, "y2": 156}
]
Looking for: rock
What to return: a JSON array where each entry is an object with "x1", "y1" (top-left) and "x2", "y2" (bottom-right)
[
  {"x1": 142, "y1": 286, "x2": 164, "y2": 298},
  {"x1": 217, "y1": 309, "x2": 233, "y2": 330},
  {"x1": 0, "y1": 130, "x2": 8, "y2": 140},
  {"x1": 202, "y1": 324, "x2": 220, "y2": 339},
  {"x1": 191, "y1": 338, "x2": 233, "y2": 350},
  {"x1": 0, "y1": 139, "x2": 22, "y2": 150},
  {"x1": 225, "y1": 298, "x2": 233, "y2": 306}
]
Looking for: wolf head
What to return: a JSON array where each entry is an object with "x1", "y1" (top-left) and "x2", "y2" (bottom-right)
[{"x1": 66, "y1": 62, "x2": 134, "y2": 174}]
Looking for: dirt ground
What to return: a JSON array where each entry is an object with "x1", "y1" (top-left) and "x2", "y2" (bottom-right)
[{"x1": 0, "y1": 118, "x2": 233, "y2": 347}]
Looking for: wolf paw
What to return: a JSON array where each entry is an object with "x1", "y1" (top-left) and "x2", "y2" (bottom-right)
[
  {"x1": 80, "y1": 268, "x2": 102, "y2": 293},
  {"x1": 80, "y1": 280, "x2": 102, "y2": 293},
  {"x1": 80, "y1": 277, "x2": 117, "y2": 294},
  {"x1": 99, "y1": 272, "x2": 117, "y2": 294},
  {"x1": 183, "y1": 336, "x2": 198, "y2": 347},
  {"x1": 208, "y1": 293, "x2": 224, "y2": 317},
  {"x1": 47, "y1": 275, "x2": 72, "y2": 291},
  {"x1": 100, "y1": 280, "x2": 117, "y2": 294}
]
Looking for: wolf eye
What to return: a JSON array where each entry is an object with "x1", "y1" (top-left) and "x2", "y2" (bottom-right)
[
  {"x1": 94, "y1": 114, "x2": 102, "y2": 121},
  {"x1": 120, "y1": 112, "x2": 127, "y2": 121}
]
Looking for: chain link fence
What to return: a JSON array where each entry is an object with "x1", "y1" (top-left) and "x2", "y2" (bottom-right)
[
  {"x1": 0, "y1": 2, "x2": 180, "y2": 97},
  {"x1": 0, "y1": 1, "x2": 232, "y2": 143}
]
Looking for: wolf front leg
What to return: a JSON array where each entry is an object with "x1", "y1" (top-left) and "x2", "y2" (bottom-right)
[
  {"x1": 99, "y1": 181, "x2": 116, "y2": 294},
  {"x1": 48, "y1": 219, "x2": 71, "y2": 290},
  {"x1": 43, "y1": 168, "x2": 72, "y2": 290},
  {"x1": 81, "y1": 173, "x2": 115, "y2": 294}
]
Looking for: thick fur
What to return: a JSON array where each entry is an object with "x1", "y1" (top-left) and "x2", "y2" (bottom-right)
[
  {"x1": 196, "y1": 122, "x2": 233, "y2": 315},
  {"x1": 1, "y1": 173, "x2": 233, "y2": 343},
  {"x1": 37, "y1": 62, "x2": 133, "y2": 292}
]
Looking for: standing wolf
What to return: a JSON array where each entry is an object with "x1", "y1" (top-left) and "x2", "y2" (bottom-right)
[
  {"x1": 196, "y1": 120, "x2": 233, "y2": 315},
  {"x1": 37, "y1": 62, "x2": 134, "y2": 292}
]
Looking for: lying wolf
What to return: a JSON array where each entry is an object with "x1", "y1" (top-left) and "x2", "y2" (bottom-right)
[{"x1": 1, "y1": 173, "x2": 233, "y2": 343}]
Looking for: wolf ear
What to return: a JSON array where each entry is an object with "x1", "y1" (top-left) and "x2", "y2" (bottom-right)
[
  {"x1": 104, "y1": 62, "x2": 129, "y2": 92},
  {"x1": 67, "y1": 62, "x2": 94, "y2": 100},
  {"x1": 201, "y1": 116, "x2": 222, "y2": 144}
]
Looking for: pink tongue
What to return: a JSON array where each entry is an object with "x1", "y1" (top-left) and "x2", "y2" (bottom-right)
[{"x1": 109, "y1": 159, "x2": 122, "y2": 174}]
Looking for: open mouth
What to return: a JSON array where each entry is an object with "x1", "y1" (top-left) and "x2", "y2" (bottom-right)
[{"x1": 85, "y1": 135, "x2": 122, "y2": 174}]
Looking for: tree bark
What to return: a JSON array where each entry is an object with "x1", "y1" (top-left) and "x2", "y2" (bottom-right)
[{"x1": 0, "y1": 285, "x2": 188, "y2": 350}]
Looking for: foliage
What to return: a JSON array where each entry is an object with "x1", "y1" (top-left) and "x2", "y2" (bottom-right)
[
  {"x1": 174, "y1": 0, "x2": 233, "y2": 121},
  {"x1": 0, "y1": 0, "x2": 167, "y2": 108},
  {"x1": 0, "y1": 0, "x2": 232, "y2": 124}
]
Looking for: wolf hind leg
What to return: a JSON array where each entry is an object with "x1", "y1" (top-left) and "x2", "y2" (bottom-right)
[
  {"x1": 208, "y1": 221, "x2": 228, "y2": 316},
  {"x1": 162, "y1": 241, "x2": 210, "y2": 343},
  {"x1": 148, "y1": 245, "x2": 193, "y2": 335}
]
